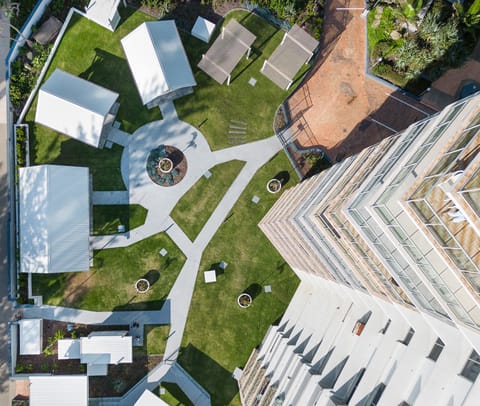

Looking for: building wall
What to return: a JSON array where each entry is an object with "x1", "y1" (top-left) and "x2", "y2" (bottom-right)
[{"x1": 245, "y1": 93, "x2": 480, "y2": 405}]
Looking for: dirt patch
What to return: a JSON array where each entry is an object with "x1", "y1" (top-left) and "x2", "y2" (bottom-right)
[
  {"x1": 60, "y1": 271, "x2": 97, "y2": 307},
  {"x1": 15, "y1": 320, "x2": 163, "y2": 398}
]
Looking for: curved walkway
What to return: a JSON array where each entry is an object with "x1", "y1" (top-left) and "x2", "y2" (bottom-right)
[{"x1": 26, "y1": 100, "x2": 282, "y2": 405}]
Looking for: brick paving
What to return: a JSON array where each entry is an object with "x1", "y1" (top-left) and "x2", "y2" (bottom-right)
[{"x1": 285, "y1": 0, "x2": 435, "y2": 161}]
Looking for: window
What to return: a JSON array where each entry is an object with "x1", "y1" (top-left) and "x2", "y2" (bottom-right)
[
  {"x1": 400, "y1": 328, "x2": 415, "y2": 346},
  {"x1": 460, "y1": 350, "x2": 480, "y2": 382},
  {"x1": 427, "y1": 338, "x2": 445, "y2": 362}
]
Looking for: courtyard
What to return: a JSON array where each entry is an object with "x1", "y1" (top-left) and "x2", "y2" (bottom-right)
[{"x1": 20, "y1": 5, "x2": 303, "y2": 405}]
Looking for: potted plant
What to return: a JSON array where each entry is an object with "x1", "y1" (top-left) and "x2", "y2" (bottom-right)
[
  {"x1": 158, "y1": 157, "x2": 173, "y2": 173},
  {"x1": 267, "y1": 178, "x2": 282, "y2": 194},
  {"x1": 237, "y1": 293, "x2": 252, "y2": 308},
  {"x1": 135, "y1": 278, "x2": 150, "y2": 294}
]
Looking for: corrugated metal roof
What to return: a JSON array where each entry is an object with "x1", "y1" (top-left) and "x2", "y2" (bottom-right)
[
  {"x1": 19, "y1": 165, "x2": 90, "y2": 274},
  {"x1": 29, "y1": 376, "x2": 88, "y2": 406},
  {"x1": 80, "y1": 332, "x2": 132, "y2": 364},
  {"x1": 19, "y1": 319, "x2": 42, "y2": 355},
  {"x1": 35, "y1": 69, "x2": 119, "y2": 147},
  {"x1": 121, "y1": 21, "x2": 196, "y2": 105}
]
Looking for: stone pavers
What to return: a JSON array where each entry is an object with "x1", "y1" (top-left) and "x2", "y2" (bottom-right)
[{"x1": 92, "y1": 191, "x2": 129, "y2": 205}]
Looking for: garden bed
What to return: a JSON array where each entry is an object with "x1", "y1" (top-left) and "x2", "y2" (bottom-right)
[
  {"x1": 367, "y1": 0, "x2": 479, "y2": 94},
  {"x1": 15, "y1": 320, "x2": 163, "y2": 397}
]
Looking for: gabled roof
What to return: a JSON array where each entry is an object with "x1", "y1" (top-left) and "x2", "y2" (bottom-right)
[
  {"x1": 85, "y1": 0, "x2": 121, "y2": 31},
  {"x1": 29, "y1": 376, "x2": 88, "y2": 406},
  {"x1": 121, "y1": 21, "x2": 196, "y2": 105},
  {"x1": 80, "y1": 331, "x2": 132, "y2": 365},
  {"x1": 35, "y1": 69, "x2": 119, "y2": 147},
  {"x1": 135, "y1": 389, "x2": 169, "y2": 406},
  {"x1": 19, "y1": 165, "x2": 90, "y2": 274}
]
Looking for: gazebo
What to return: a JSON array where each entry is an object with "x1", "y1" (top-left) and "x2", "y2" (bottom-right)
[
  {"x1": 261, "y1": 24, "x2": 318, "y2": 90},
  {"x1": 197, "y1": 19, "x2": 256, "y2": 85},
  {"x1": 121, "y1": 20, "x2": 196, "y2": 108},
  {"x1": 35, "y1": 69, "x2": 120, "y2": 148},
  {"x1": 19, "y1": 165, "x2": 90, "y2": 274}
]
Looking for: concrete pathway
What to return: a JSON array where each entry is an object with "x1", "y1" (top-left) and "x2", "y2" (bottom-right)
[
  {"x1": 92, "y1": 191, "x2": 129, "y2": 205},
  {"x1": 28, "y1": 94, "x2": 282, "y2": 404}
]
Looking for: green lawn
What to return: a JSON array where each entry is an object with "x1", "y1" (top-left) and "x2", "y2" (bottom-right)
[
  {"x1": 178, "y1": 151, "x2": 300, "y2": 405},
  {"x1": 175, "y1": 10, "x2": 309, "y2": 151},
  {"x1": 171, "y1": 160, "x2": 245, "y2": 241},
  {"x1": 25, "y1": 8, "x2": 162, "y2": 190},
  {"x1": 33, "y1": 233, "x2": 185, "y2": 311},
  {"x1": 145, "y1": 325, "x2": 170, "y2": 355},
  {"x1": 158, "y1": 382, "x2": 193, "y2": 406},
  {"x1": 92, "y1": 204, "x2": 148, "y2": 235}
]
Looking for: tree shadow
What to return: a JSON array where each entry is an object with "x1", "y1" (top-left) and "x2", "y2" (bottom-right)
[
  {"x1": 178, "y1": 343, "x2": 238, "y2": 405},
  {"x1": 142, "y1": 269, "x2": 160, "y2": 287},
  {"x1": 244, "y1": 283, "x2": 262, "y2": 300},
  {"x1": 113, "y1": 299, "x2": 165, "y2": 311},
  {"x1": 274, "y1": 171, "x2": 290, "y2": 186}
]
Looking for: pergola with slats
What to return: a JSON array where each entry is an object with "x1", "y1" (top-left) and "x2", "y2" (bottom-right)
[
  {"x1": 198, "y1": 19, "x2": 256, "y2": 85},
  {"x1": 261, "y1": 24, "x2": 318, "y2": 90}
]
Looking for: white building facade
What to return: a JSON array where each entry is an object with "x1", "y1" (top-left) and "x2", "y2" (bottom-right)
[{"x1": 239, "y1": 93, "x2": 480, "y2": 405}]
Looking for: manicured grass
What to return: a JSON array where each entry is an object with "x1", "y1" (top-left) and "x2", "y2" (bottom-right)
[
  {"x1": 175, "y1": 10, "x2": 309, "y2": 151},
  {"x1": 92, "y1": 204, "x2": 148, "y2": 235},
  {"x1": 178, "y1": 151, "x2": 300, "y2": 405},
  {"x1": 145, "y1": 325, "x2": 170, "y2": 355},
  {"x1": 33, "y1": 233, "x2": 185, "y2": 311},
  {"x1": 25, "y1": 8, "x2": 162, "y2": 190},
  {"x1": 171, "y1": 160, "x2": 245, "y2": 241},
  {"x1": 158, "y1": 382, "x2": 193, "y2": 406}
]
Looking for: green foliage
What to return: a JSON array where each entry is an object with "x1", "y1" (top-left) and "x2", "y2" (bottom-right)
[{"x1": 10, "y1": 44, "x2": 51, "y2": 111}]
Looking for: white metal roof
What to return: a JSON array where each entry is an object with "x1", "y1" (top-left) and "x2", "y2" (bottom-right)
[
  {"x1": 19, "y1": 165, "x2": 90, "y2": 274},
  {"x1": 35, "y1": 69, "x2": 119, "y2": 148},
  {"x1": 135, "y1": 389, "x2": 169, "y2": 406},
  {"x1": 191, "y1": 16, "x2": 216, "y2": 43},
  {"x1": 121, "y1": 21, "x2": 196, "y2": 105},
  {"x1": 85, "y1": 0, "x2": 121, "y2": 31},
  {"x1": 58, "y1": 339, "x2": 81, "y2": 359},
  {"x1": 80, "y1": 332, "x2": 132, "y2": 365},
  {"x1": 19, "y1": 319, "x2": 42, "y2": 355},
  {"x1": 29, "y1": 375, "x2": 88, "y2": 406}
]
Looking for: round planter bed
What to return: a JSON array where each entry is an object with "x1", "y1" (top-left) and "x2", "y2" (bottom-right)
[
  {"x1": 135, "y1": 278, "x2": 150, "y2": 294},
  {"x1": 237, "y1": 293, "x2": 252, "y2": 308},
  {"x1": 267, "y1": 178, "x2": 282, "y2": 194}
]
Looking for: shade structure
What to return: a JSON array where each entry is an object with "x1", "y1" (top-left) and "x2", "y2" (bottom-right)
[
  {"x1": 197, "y1": 19, "x2": 256, "y2": 85},
  {"x1": 261, "y1": 24, "x2": 318, "y2": 89},
  {"x1": 85, "y1": 0, "x2": 121, "y2": 31},
  {"x1": 35, "y1": 69, "x2": 119, "y2": 148},
  {"x1": 134, "y1": 389, "x2": 169, "y2": 406},
  {"x1": 29, "y1": 376, "x2": 88, "y2": 406},
  {"x1": 19, "y1": 165, "x2": 90, "y2": 274},
  {"x1": 19, "y1": 319, "x2": 42, "y2": 355},
  {"x1": 191, "y1": 16, "x2": 216, "y2": 43},
  {"x1": 80, "y1": 331, "x2": 132, "y2": 365},
  {"x1": 121, "y1": 20, "x2": 196, "y2": 107}
]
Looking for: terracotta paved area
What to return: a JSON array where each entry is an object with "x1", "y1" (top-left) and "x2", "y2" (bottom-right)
[
  {"x1": 430, "y1": 59, "x2": 480, "y2": 97},
  {"x1": 286, "y1": 0, "x2": 435, "y2": 161}
]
